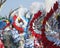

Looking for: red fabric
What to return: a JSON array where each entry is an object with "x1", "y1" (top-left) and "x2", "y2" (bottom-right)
[
  {"x1": 0, "y1": 40, "x2": 4, "y2": 48},
  {"x1": 12, "y1": 15, "x2": 24, "y2": 33},
  {"x1": 12, "y1": 22, "x2": 24, "y2": 33},
  {"x1": 13, "y1": 15, "x2": 17, "y2": 21},
  {"x1": 53, "y1": 1, "x2": 58, "y2": 11},
  {"x1": 29, "y1": 28, "x2": 42, "y2": 39},
  {"x1": 30, "y1": 11, "x2": 42, "y2": 27}
]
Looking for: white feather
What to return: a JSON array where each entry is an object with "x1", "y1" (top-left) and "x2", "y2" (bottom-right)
[
  {"x1": 30, "y1": 2, "x2": 45, "y2": 14},
  {"x1": 18, "y1": 7, "x2": 28, "y2": 17},
  {"x1": 45, "y1": 0, "x2": 58, "y2": 13}
]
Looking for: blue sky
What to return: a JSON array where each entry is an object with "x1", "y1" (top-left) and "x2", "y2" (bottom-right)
[{"x1": 0, "y1": 0, "x2": 44, "y2": 17}]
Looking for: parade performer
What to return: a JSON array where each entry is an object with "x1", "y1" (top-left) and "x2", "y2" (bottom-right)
[
  {"x1": 29, "y1": 1, "x2": 60, "y2": 48},
  {"x1": 9, "y1": 6, "x2": 32, "y2": 48}
]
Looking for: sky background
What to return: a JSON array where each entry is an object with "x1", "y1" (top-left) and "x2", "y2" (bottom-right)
[{"x1": 0, "y1": 0, "x2": 44, "y2": 17}]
